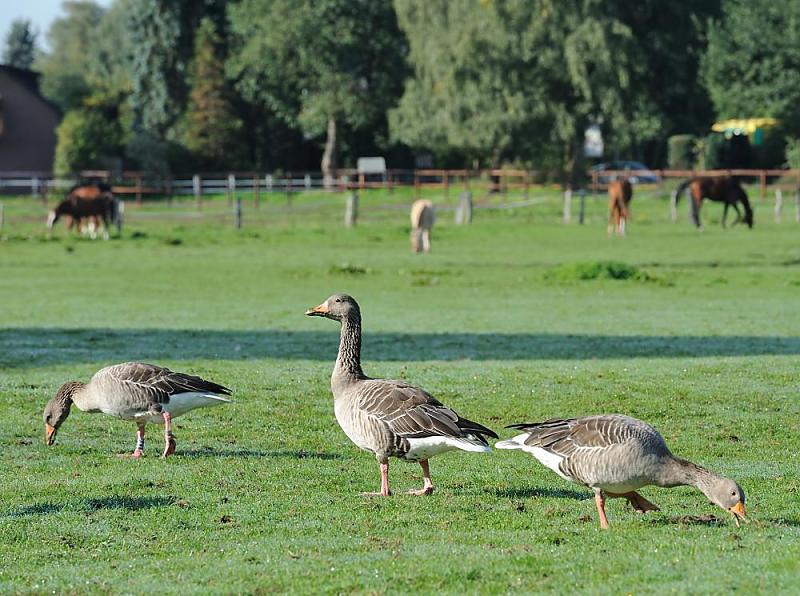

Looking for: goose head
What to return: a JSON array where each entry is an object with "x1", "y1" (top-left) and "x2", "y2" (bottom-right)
[
  {"x1": 43, "y1": 381, "x2": 83, "y2": 445},
  {"x1": 704, "y1": 477, "x2": 747, "y2": 526},
  {"x1": 305, "y1": 294, "x2": 361, "y2": 323}
]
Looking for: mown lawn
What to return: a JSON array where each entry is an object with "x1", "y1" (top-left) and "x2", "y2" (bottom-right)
[{"x1": 1, "y1": 189, "x2": 799, "y2": 593}]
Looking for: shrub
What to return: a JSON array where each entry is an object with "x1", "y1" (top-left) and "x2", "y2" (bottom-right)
[
  {"x1": 53, "y1": 108, "x2": 123, "y2": 175},
  {"x1": 667, "y1": 135, "x2": 695, "y2": 170}
]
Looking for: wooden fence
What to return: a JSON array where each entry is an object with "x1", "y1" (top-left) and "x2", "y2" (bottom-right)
[{"x1": 1, "y1": 167, "x2": 798, "y2": 205}]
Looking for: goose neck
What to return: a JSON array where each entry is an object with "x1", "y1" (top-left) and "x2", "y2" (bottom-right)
[
  {"x1": 334, "y1": 315, "x2": 364, "y2": 379},
  {"x1": 657, "y1": 456, "x2": 717, "y2": 493}
]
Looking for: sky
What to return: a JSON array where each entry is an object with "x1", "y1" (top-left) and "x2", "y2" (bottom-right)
[{"x1": 1, "y1": 0, "x2": 113, "y2": 54}]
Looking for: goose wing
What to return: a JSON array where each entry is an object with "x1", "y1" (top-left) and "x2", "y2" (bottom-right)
[
  {"x1": 357, "y1": 380, "x2": 497, "y2": 442},
  {"x1": 101, "y1": 362, "x2": 231, "y2": 405},
  {"x1": 507, "y1": 414, "x2": 654, "y2": 458}
]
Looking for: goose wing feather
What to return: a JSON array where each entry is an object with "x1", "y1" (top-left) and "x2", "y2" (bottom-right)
[
  {"x1": 102, "y1": 362, "x2": 232, "y2": 405},
  {"x1": 357, "y1": 380, "x2": 497, "y2": 442},
  {"x1": 508, "y1": 415, "x2": 651, "y2": 458}
]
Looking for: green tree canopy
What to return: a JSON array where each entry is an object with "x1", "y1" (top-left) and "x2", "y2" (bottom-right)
[
  {"x1": 229, "y1": 0, "x2": 408, "y2": 183},
  {"x1": 36, "y1": 1, "x2": 106, "y2": 110},
  {"x1": 2, "y1": 19, "x2": 38, "y2": 70},
  {"x1": 702, "y1": 0, "x2": 800, "y2": 133},
  {"x1": 181, "y1": 18, "x2": 244, "y2": 170}
]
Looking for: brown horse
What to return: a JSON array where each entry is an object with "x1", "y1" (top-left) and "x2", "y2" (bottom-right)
[
  {"x1": 674, "y1": 176, "x2": 753, "y2": 229},
  {"x1": 47, "y1": 183, "x2": 118, "y2": 239},
  {"x1": 607, "y1": 178, "x2": 633, "y2": 236}
]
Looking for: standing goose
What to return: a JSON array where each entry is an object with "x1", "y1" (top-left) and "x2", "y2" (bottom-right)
[
  {"x1": 306, "y1": 294, "x2": 497, "y2": 496},
  {"x1": 43, "y1": 362, "x2": 232, "y2": 457},
  {"x1": 496, "y1": 414, "x2": 746, "y2": 529}
]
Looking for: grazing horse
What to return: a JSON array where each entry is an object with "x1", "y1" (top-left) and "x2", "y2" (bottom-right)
[
  {"x1": 410, "y1": 199, "x2": 435, "y2": 253},
  {"x1": 674, "y1": 176, "x2": 753, "y2": 229},
  {"x1": 47, "y1": 183, "x2": 118, "y2": 239},
  {"x1": 607, "y1": 178, "x2": 632, "y2": 236}
]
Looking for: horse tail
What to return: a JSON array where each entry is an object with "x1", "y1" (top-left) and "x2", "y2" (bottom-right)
[{"x1": 673, "y1": 179, "x2": 692, "y2": 205}]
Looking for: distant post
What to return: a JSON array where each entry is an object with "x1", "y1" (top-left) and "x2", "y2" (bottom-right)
[
  {"x1": 775, "y1": 189, "x2": 783, "y2": 222},
  {"x1": 0, "y1": 202, "x2": 4, "y2": 232},
  {"x1": 227, "y1": 173, "x2": 236, "y2": 207},
  {"x1": 234, "y1": 197, "x2": 242, "y2": 229},
  {"x1": 193, "y1": 174, "x2": 202, "y2": 210},
  {"x1": 795, "y1": 188, "x2": 800, "y2": 223},
  {"x1": 116, "y1": 200, "x2": 124, "y2": 234},
  {"x1": 578, "y1": 189, "x2": 586, "y2": 224},
  {"x1": 345, "y1": 192, "x2": 358, "y2": 227},
  {"x1": 253, "y1": 173, "x2": 260, "y2": 208},
  {"x1": 563, "y1": 188, "x2": 572, "y2": 223},
  {"x1": 455, "y1": 191, "x2": 473, "y2": 224}
]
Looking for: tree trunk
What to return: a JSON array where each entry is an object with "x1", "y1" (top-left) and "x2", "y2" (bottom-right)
[{"x1": 321, "y1": 116, "x2": 337, "y2": 190}]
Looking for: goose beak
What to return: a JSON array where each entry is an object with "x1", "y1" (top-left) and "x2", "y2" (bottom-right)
[
  {"x1": 729, "y1": 501, "x2": 747, "y2": 526},
  {"x1": 305, "y1": 303, "x2": 329, "y2": 317},
  {"x1": 45, "y1": 423, "x2": 57, "y2": 446}
]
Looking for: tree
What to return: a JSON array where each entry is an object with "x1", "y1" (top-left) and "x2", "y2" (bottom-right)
[
  {"x1": 53, "y1": 108, "x2": 124, "y2": 175},
  {"x1": 36, "y1": 1, "x2": 106, "y2": 111},
  {"x1": 2, "y1": 19, "x2": 37, "y2": 69},
  {"x1": 181, "y1": 18, "x2": 244, "y2": 169},
  {"x1": 702, "y1": 0, "x2": 800, "y2": 134},
  {"x1": 229, "y1": 0, "x2": 408, "y2": 185}
]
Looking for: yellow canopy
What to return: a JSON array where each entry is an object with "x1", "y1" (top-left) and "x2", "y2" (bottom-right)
[{"x1": 711, "y1": 118, "x2": 779, "y2": 134}]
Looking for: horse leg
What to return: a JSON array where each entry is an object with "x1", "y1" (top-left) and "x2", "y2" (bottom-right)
[
  {"x1": 691, "y1": 197, "x2": 703, "y2": 229},
  {"x1": 722, "y1": 203, "x2": 729, "y2": 228},
  {"x1": 422, "y1": 229, "x2": 431, "y2": 253},
  {"x1": 731, "y1": 202, "x2": 742, "y2": 226},
  {"x1": 101, "y1": 214, "x2": 110, "y2": 240}
]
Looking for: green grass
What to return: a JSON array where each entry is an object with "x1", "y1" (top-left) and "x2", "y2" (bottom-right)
[{"x1": 1, "y1": 190, "x2": 799, "y2": 593}]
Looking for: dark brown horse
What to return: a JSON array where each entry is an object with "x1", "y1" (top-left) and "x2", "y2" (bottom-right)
[
  {"x1": 674, "y1": 176, "x2": 753, "y2": 229},
  {"x1": 47, "y1": 183, "x2": 118, "y2": 239},
  {"x1": 607, "y1": 178, "x2": 632, "y2": 236}
]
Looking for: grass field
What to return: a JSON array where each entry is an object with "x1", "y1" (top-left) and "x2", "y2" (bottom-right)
[{"x1": 1, "y1": 188, "x2": 799, "y2": 594}]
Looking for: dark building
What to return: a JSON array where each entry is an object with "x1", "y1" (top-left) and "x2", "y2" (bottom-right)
[{"x1": 0, "y1": 65, "x2": 60, "y2": 172}]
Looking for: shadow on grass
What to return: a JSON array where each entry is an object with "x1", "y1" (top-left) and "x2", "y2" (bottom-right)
[
  {"x1": 180, "y1": 448, "x2": 343, "y2": 460},
  {"x1": 3, "y1": 328, "x2": 800, "y2": 368},
  {"x1": 490, "y1": 486, "x2": 589, "y2": 500},
  {"x1": 5, "y1": 495, "x2": 175, "y2": 517}
]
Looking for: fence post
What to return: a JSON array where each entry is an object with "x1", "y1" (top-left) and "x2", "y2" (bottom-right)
[
  {"x1": 116, "y1": 200, "x2": 124, "y2": 234},
  {"x1": 414, "y1": 171, "x2": 420, "y2": 199},
  {"x1": 31, "y1": 177, "x2": 39, "y2": 198},
  {"x1": 234, "y1": 197, "x2": 242, "y2": 229},
  {"x1": 253, "y1": 174, "x2": 260, "y2": 208},
  {"x1": 760, "y1": 170, "x2": 766, "y2": 201},
  {"x1": 455, "y1": 191, "x2": 473, "y2": 225},
  {"x1": 563, "y1": 187, "x2": 572, "y2": 223},
  {"x1": 0, "y1": 202, "x2": 4, "y2": 232},
  {"x1": 344, "y1": 191, "x2": 358, "y2": 227},
  {"x1": 796, "y1": 188, "x2": 800, "y2": 223},
  {"x1": 266, "y1": 174, "x2": 273, "y2": 191},
  {"x1": 136, "y1": 174, "x2": 142, "y2": 205},
  {"x1": 578, "y1": 189, "x2": 586, "y2": 224},
  {"x1": 193, "y1": 174, "x2": 202, "y2": 210},
  {"x1": 227, "y1": 173, "x2": 236, "y2": 206},
  {"x1": 524, "y1": 171, "x2": 530, "y2": 200},
  {"x1": 285, "y1": 171, "x2": 292, "y2": 205},
  {"x1": 774, "y1": 189, "x2": 783, "y2": 222}
]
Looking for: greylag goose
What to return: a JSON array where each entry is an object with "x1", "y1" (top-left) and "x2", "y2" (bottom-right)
[
  {"x1": 43, "y1": 362, "x2": 231, "y2": 457},
  {"x1": 306, "y1": 294, "x2": 497, "y2": 496},
  {"x1": 496, "y1": 414, "x2": 746, "y2": 529}
]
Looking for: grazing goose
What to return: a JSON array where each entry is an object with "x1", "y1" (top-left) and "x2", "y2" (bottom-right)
[
  {"x1": 43, "y1": 362, "x2": 231, "y2": 458},
  {"x1": 306, "y1": 294, "x2": 497, "y2": 496},
  {"x1": 496, "y1": 414, "x2": 746, "y2": 529}
]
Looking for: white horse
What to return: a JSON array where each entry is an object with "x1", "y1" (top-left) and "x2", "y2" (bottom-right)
[{"x1": 410, "y1": 200, "x2": 435, "y2": 253}]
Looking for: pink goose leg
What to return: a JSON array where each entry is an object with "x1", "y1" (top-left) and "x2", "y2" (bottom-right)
[
  {"x1": 363, "y1": 462, "x2": 391, "y2": 496},
  {"x1": 408, "y1": 459, "x2": 435, "y2": 496},
  {"x1": 595, "y1": 489, "x2": 611, "y2": 529},
  {"x1": 161, "y1": 411, "x2": 176, "y2": 458}
]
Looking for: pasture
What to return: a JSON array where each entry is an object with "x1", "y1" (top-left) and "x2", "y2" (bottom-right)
[{"x1": 1, "y1": 188, "x2": 799, "y2": 593}]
